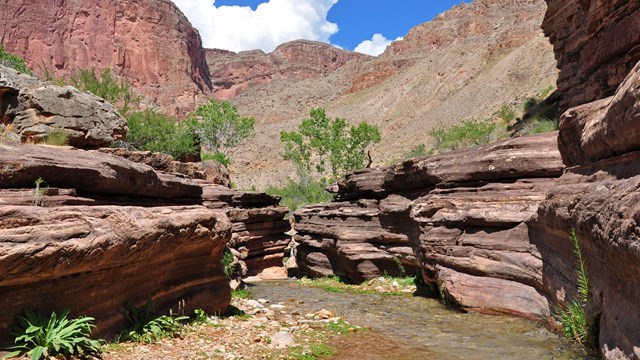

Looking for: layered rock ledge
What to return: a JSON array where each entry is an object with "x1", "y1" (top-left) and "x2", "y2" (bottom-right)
[{"x1": 295, "y1": 132, "x2": 564, "y2": 319}]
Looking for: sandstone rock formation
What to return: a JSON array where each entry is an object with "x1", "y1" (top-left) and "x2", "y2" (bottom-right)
[
  {"x1": 0, "y1": 0, "x2": 212, "y2": 116},
  {"x1": 529, "y1": 61, "x2": 640, "y2": 360},
  {"x1": 206, "y1": 40, "x2": 371, "y2": 100},
  {"x1": 543, "y1": 0, "x2": 640, "y2": 112},
  {"x1": 0, "y1": 66, "x2": 126, "y2": 148},
  {"x1": 295, "y1": 133, "x2": 564, "y2": 319},
  {"x1": 0, "y1": 144, "x2": 231, "y2": 343},
  {"x1": 224, "y1": 0, "x2": 558, "y2": 189}
]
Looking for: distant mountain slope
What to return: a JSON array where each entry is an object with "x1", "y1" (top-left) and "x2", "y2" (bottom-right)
[
  {"x1": 221, "y1": 0, "x2": 558, "y2": 189},
  {"x1": 0, "y1": 0, "x2": 212, "y2": 116}
]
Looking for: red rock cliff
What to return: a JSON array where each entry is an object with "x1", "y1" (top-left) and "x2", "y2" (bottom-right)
[
  {"x1": 206, "y1": 40, "x2": 371, "y2": 99},
  {"x1": 0, "y1": 0, "x2": 212, "y2": 116},
  {"x1": 542, "y1": 0, "x2": 640, "y2": 112}
]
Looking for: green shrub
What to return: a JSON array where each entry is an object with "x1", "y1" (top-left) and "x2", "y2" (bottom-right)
[
  {"x1": 402, "y1": 144, "x2": 429, "y2": 159},
  {"x1": 122, "y1": 300, "x2": 188, "y2": 344},
  {"x1": 122, "y1": 109, "x2": 198, "y2": 160},
  {"x1": 524, "y1": 118, "x2": 558, "y2": 135},
  {"x1": 553, "y1": 230, "x2": 597, "y2": 350},
  {"x1": 0, "y1": 45, "x2": 32, "y2": 75},
  {"x1": 202, "y1": 151, "x2": 231, "y2": 167},
  {"x1": 43, "y1": 129, "x2": 70, "y2": 146},
  {"x1": 429, "y1": 119, "x2": 497, "y2": 151},
  {"x1": 266, "y1": 178, "x2": 333, "y2": 211},
  {"x1": 4, "y1": 309, "x2": 101, "y2": 360},
  {"x1": 221, "y1": 250, "x2": 234, "y2": 279},
  {"x1": 68, "y1": 68, "x2": 139, "y2": 115},
  {"x1": 231, "y1": 289, "x2": 254, "y2": 299},
  {"x1": 498, "y1": 104, "x2": 516, "y2": 122}
]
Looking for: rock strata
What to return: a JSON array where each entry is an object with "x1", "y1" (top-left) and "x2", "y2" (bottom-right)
[
  {"x1": 0, "y1": 66, "x2": 126, "y2": 148},
  {"x1": 542, "y1": 0, "x2": 640, "y2": 112},
  {"x1": 295, "y1": 132, "x2": 564, "y2": 318},
  {"x1": 530, "y1": 61, "x2": 640, "y2": 360}
]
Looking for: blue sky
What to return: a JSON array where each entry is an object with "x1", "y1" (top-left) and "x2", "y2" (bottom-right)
[{"x1": 172, "y1": 0, "x2": 467, "y2": 56}]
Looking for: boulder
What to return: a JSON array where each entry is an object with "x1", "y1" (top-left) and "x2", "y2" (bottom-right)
[
  {"x1": 0, "y1": 205, "x2": 231, "y2": 343},
  {"x1": 0, "y1": 66, "x2": 126, "y2": 148}
]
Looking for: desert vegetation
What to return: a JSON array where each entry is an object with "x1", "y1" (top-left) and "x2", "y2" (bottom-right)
[
  {"x1": 269, "y1": 108, "x2": 381, "y2": 210},
  {"x1": 0, "y1": 44, "x2": 32, "y2": 74}
]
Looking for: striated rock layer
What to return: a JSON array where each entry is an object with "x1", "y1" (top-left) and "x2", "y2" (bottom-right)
[
  {"x1": 0, "y1": 144, "x2": 231, "y2": 343},
  {"x1": 296, "y1": 133, "x2": 564, "y2": 318},
  {"x1": 529, "y1": 62, "x2": 640, "y2": 359},
  {"x1": 0, "y1": 143, "x2": 290, "y2": 344},
  {"x1": 0, "y1": 0, "x2": 212, "y2": 116},
  {"x1": 542, "y1": 0, "x2": 640, "y2": 112}
]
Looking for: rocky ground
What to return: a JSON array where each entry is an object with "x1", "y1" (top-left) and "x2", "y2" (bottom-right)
[{"x1": 101, "y1": 280, "x2": 392, "y2": 360}]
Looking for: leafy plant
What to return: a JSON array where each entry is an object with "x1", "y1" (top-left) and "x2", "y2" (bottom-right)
[
  {"x1": 266, "y1": 178, "x2": 333, "y2": 211},
  {"x1": 429, "y1": 119, "x2": 498, "y2": 151},
  {"x1": 281, "y1": 108, "x2": 381, "y2": 181},
  {"x1": 402, "y1": 144, "x2": 429, "y2": 160},
  {"x1": 498, "y1": 104, "x2": 516, "y2": 122},
  {"x1": 68, "y1": 68, "x2": 139, "y2": 115},
  {"x1": 122, "y1": 300, "x2": 188, "y2": 343},
  {"x1": 3, "y1": 308, "x2": 101, "y2": 360},
  {"x1": 522, "y1": 118, "x2": 558, "y2": 135},
  {"x1": 33, "y1": 177, "x2": 47, "y2": 206},
  {"x1": 121, "y1": 109, "x2": 199, "y2": 160},
  {"x1": 221, "y1": 250, "x2": 234, "y2": 279},
  {"x1": 188, "y1": 100, "x2": 255, "y2": 159},
  {"x1": 553, "y1": 229, "x2": 597, "y2": 350},
  {"x1": 202, "y1": 151, "x2": 231, "y2": 167},
  {"x1": 0, "y1": 44, "x2": 32, "y2": 75}
]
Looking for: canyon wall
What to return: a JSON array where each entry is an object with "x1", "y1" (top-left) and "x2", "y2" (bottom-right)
[
  {"x1": 0, "y1": 0, "x2": 212, "y2": 116},
  {"x1": 295, "y1": 132, "x2": 564, "y2": 319},
  {"x1": 0, "y1": 67, "x2": 291, "y2": 344},
  {"x1": 543, "y1": 0, "x2": 640, "y2": 112}
]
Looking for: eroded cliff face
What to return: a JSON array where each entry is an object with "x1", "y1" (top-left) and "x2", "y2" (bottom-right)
[
  {"x1": 0, "y1": 0, "x2": 212, "y2": 116},
  {"x1": 530, "y1": 62, "x2": 640, "y2": 360},
  {"x1": 295, "y1": 132, "x2": 564, "y2": 319},
  {"x1": 206, "y1": 40, "x2": 371, "y2": 100},
  {"x1": 542, "y1": 0, "x2": 640, "y2": 112}
]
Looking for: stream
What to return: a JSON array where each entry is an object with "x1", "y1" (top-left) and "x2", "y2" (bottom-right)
[{"x1": 249, "y1": 280, "x2": 593, "y2": 360}]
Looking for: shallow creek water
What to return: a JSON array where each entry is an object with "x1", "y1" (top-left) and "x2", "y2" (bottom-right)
[{"x1": 249, "y1": 280, "x2": 592, "y2": 360}]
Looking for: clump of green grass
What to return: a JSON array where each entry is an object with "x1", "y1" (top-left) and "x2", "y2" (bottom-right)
[
  {"x1": 326, "y1": 319, "x2": 363, "y2": 334},
  {"x1": 266, "y1": 178, "x2": 333, "y2": 212},
  {"x1": 231, "y1": 288, "x2": 254, "y2": 299},
  {"x1": 498, "y1": 104, "x2": 517, "y2": 122},
  {"x1": 429, "y1": 119, "x2": 500, "y2": 151},
  {"x1": 202, "y1": 151, "x2": 231, "y2": 167},
  {"x1": 43, "y1": 129, "x2": 70, "y2": 146},
  {"x1": 553, "y1": 229, "x2": 598, "y2": 350},
  {"x1": 523, "y1": 118, "x2": 558, "y2": 135},
  {"x1": 290, "y1": 344, "x2": 334, "y2": 360},
  {"x1": 4, "y1": 309, "x2": 102, "y2": 360}
]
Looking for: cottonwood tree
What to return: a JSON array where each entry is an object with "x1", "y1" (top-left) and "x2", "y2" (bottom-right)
[
  {"x1": 280, "y1": 108, "x2": 381, "y2": 182},
  {"x1": 188, "y1": 100, "x2": 255, "y2": 164}
]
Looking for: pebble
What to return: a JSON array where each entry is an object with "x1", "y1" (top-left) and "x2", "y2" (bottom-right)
[{"x1": 246, "y1": 299, "x2": 264, "y2": 308}]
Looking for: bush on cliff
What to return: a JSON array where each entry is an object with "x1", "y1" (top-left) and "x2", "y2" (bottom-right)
[
  {"x1": 0, "y1": 45, "x2": 32, "y2": 75},
  {"x1": 429, "y1": 118, "x2": 498, "y2": 151},
  {"x1": 123, "y1": 109, "x2": 199, "y2": 160},
  {"x1": 266, "y1": 177, "x2": 333, "y2": 212},
  {"x1": 66, "y1": 68, "x2": 139, "y2": 116}
]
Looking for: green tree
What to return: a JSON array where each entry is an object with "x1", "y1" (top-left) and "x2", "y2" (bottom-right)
[
  {"x1": 0, "y1": 44, "x2": 32, "y2": 75},
  {"x1": 188, "y1": 100, "x2": 255, "y2": 162},
  {"x1": 280, "y1": 108, "x2": 381, "y2": 181},
  {"x1": 124, "y1": 110, "x2": 198, "y2": 160}
]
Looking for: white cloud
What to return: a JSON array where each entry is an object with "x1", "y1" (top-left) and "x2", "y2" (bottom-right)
[
  {"x1": 171, "y1": 0, "x2": 339, "y2": 53},
  {"x1": 354, "y1": 34, "x2": 402, "y2": 56}
]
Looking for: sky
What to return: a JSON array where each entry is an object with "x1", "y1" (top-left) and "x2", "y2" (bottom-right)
[{"x1": 171, "y1": 0, "x2": 467, "y2": 56}]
